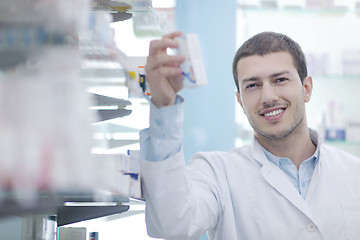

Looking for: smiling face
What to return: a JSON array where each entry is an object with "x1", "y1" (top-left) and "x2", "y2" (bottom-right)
[{"x1": 236, "y1": 51, "x2": 313, "y2": 141}]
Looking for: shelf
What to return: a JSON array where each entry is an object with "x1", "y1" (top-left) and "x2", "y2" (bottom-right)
[
  {"x1": 0, "y1": 191, "x2": 129, "y2": 219},
  {"x1": 314, "y1": 74, "x2": 360, "y2": 81},
  {"x1": 324, "y1": 140, "x2": 360, "y2": 157},
  {"x1": 0, "y1": 0, "x2": 151, "y2": 227},
  {"x1": 325, "y1": 140, "x2": 360, "y2": 145},
  {"x1": 57, "y1": 204, "x2": 130, "y2": 226},
  {"x1": 0, "y1": 194, "x2": 59, "y2": 219},
  {"x1": 238, "y1": 4, "x2": 360, "y2": 15},
  {"x1": 91, "y1": 94, "x2": 133, "y2": 122},
  {"x1": 0, "y1": 24, "x2": 74, "y2": 70}
]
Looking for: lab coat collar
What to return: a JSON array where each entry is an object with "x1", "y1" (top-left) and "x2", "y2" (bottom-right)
[
  {"x1": 250, "y1": 128, "x2": 323, "y2": 167},
  {"x1": 309, "y1": 128, "x2": 323, "y2": 147},
  {"x1": 250, "y1": 129, "x2": 322, "y2": 223}
]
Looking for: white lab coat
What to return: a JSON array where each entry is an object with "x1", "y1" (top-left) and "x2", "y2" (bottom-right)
[{"x1": 140, "y1": 131, "x2": 360, "y2": 240}]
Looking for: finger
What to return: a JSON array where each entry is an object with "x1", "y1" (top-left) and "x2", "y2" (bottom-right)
[
  {"x1": 149, "y1": 65, "x2": 183, "y2": 78},
  {"x1": 149, "y1": 38, "x2": 179, "y2": 56},
  {"x1": 162, "y1": 31, "x2": 183, "y2": 40},
  {"x1": 146, "y1": 54, "x2": 184, "y2": 70},
  {"x1": 148, "y1": 31, "x2": 183, "y2": 56}
]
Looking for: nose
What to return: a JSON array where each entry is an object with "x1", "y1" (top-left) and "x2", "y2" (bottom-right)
[{"x1": 260, "y1": 82, "x2": 278, "y2": 105}]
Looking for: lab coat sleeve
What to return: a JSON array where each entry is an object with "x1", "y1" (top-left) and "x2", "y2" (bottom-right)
[
  {"x1": 139, "y1": 95, "x2": 184, "y2": 162},
  {"x1": 139, "y1": 96, "x2": 222, "y2": 239},
  {"x1": 140, "y1": 150, "x2": 222, "y2": 240}
]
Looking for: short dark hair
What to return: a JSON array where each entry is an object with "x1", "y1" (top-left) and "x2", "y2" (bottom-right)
[{"x1": 232, "y1": 32, "x2": 308, "y2": 93}]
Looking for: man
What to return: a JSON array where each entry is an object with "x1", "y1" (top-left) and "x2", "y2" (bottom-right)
[{"x1": 139, "y1": 31, "x2": 360, "y2": 240}]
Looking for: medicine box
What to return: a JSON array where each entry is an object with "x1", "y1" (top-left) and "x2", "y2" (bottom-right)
[{"x1": 176, "y1": 33, "x2": 207, "y2": 88}]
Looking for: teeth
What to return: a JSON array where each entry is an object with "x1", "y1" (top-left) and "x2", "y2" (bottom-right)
[{"x1": 264, "y1": 109, "x2": 284, "y2": 117}]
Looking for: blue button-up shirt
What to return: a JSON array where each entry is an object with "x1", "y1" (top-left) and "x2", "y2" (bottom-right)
[{"x1": 262, "y1": 146, "x2": 319, "y2": 199}]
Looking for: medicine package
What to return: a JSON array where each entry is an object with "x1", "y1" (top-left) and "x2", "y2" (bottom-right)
[
  {"x1": 0, "y1": 0, "x2": 138, "y2": 205},
  {"x1": 176, "y1": 33, "x2": 207, "y2": 88}
]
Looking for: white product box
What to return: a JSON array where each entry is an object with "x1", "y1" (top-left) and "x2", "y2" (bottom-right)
[
  {"x1": 346, "y1": 121, "x2": 360, "y2": 141},
  {"x1": 59, "y1": 227, "x2": 86, "y2": 240},
  {"x1": 176, "y1": 33, "x2": 207, "y2": 88}
]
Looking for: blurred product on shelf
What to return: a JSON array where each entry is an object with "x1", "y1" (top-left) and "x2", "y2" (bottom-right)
[
  {"x1": 0, "y1": 0, "x2": 96, "y2": 205},
  {"x1": 0, "y1": 0, "x2": 141, "y2": 208},
  {"x1": 79, "y1": 10, "x2": 128, "y2": 86},
  {"x1": 92, "y1": 152, "x2": 142, "y2": 201},
  {"x1": 346, "y1": 120, "x2": 360, "y2": 141},
  {"x1": 324, "y1": 100, "x2": 346, "y2": 141},
  {"x1": 342, "y1": 49, "x2": 360, "y2": 76},
  {"x1": 0, "y1": 0, "x2": 90, "y2": 34}
]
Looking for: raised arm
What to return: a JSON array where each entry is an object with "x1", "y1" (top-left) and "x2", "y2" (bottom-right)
[
  {"x1": 145, "y1": 31, "x2": 185, "y2": 108},
  {"x1": 140, "y1": 33, "x2": 221, "y2": 240}
]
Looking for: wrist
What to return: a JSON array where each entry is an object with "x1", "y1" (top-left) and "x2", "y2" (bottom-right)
[{"x1": 151, "y1": 95, "x2": 176, "y2": 108}]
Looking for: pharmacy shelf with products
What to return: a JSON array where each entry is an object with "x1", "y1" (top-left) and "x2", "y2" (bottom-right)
[
  {"x1": 0, "y1": 0, "x2": 166, "y2": 239},
  {"x1": 235, "y1": 0, "x2": 360, "y2": 157}
]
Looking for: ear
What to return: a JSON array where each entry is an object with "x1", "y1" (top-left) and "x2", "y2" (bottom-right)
[
  {"x1": 303, "y1": 76, "x2": 313, "y2": 103},
  {"x1": 236, "y1": 91, "x2": 244, "y2": 108}
]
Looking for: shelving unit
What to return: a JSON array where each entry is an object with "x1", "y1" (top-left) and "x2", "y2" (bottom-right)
[{"x1": 0, "y1": 0, "x2": 164, "y2": 239}]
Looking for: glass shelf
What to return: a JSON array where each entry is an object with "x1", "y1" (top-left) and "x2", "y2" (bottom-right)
[
  {"x1": 0, "y1": 191, "x2": 129, "y2": 219},
  {"x1": 325, "y1": 140, "x2": 360, "y2": 145},
  {"x1": 324, "y1": 140, "x2": 360, "y2": 157},
  {"x1": 312, "y1": 74, "x2": 360, "y2": 82},
  {"x1": 238, "y1": 3, "x2": 360, "y2": 16}
]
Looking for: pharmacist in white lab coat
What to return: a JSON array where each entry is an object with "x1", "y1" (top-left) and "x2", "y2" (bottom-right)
[{"x1": 139, "y1": 31, "x2": 360, "y2": 240}]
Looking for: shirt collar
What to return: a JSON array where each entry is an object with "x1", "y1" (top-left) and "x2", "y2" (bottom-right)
[
  {"x1": 260, "y1": 139, "x2": 320, "y2": 168},
  {"x1": 250, "y1": 129, "x2": 323, "y2": 167},
  {"x1": 262, "y1": 146, "x2": 319, "y2": 167}
]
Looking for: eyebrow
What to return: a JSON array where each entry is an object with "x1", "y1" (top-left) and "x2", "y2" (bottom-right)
[
  {"x1": 241, "y1": 70, "x2": 290, "y2": 85},
  {"x1": 270, "y1": 71, "x2": 290, "y2": 78}
]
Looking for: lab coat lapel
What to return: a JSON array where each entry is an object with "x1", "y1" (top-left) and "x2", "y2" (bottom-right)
[
  {"x1": 251, "y1": 137, "x2": 316, "y2": 222},
  {"x1": 260, "y1": 165, "x2": 315, "y2": 221},
  {"x1": 305, "y1": 129, "x2": 323, "y2": 202}
]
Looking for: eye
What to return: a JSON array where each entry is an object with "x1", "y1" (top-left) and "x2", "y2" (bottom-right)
[
  {"x1": 276, "y1": 78, "x2": 287, "y2": 83},
  {"x1": 246, "y1": 83, "x2": 258, "y2": 89}
]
